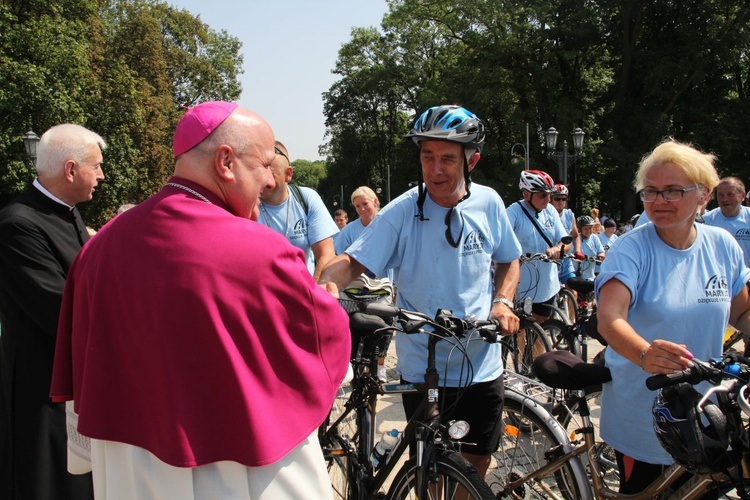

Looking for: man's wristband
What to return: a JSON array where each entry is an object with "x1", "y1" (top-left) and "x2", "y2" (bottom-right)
[{"x1": 492, "y1": 297, "x2": 514, "y2": 310}]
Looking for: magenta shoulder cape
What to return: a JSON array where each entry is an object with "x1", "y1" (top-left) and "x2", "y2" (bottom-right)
[{"x1": 50, "y1": 179, "x2": 351, "y2": 467}]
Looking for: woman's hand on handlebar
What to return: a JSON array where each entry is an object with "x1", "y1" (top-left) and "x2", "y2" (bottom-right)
[
  {"x1": 641, "y1": 339, "x2": 694, "y2": 375},
  {"x1": 490, "y1": 302, "x2": 519, "y2": 336}
]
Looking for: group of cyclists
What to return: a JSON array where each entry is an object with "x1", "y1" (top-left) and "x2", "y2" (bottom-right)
[{"x1": 322, "y1": 104, "x2": 750, "y2": 498}]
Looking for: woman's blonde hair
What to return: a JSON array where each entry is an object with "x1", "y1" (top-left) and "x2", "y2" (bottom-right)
[
  {"x1": 350, "y1": 186, "x2": 379, "y2": 205},
  {"x1": 634, "y1": 138, "x2": 719, "y2": 192}
]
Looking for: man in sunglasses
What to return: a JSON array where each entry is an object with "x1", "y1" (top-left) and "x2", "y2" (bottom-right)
[
  {"x1": 259, "y1": 141, "x2": 338, "y2": 280},
  {"x1": 319, "y1": 105, "x2": 522, "y2": 479},
  {"x1": 550, "y1": 184, "x2": 582, "y2": 284},
  {"x1": 506, "y1": 170, "x2": 570, "y2": 322}
]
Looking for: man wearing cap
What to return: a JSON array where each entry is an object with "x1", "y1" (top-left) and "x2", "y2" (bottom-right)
[
  {"x1": 319, "y1": 105, "x2": 521, "y2": 478},
  {"x1": 49, "y1": 102, "x2": 350, "y2": 498},
  {"x1": 0, "y1": 123, "x2": 104, "y2": 500},
  {"x1": 259, "y1": 141, "x2": 338, "y2": 280}
]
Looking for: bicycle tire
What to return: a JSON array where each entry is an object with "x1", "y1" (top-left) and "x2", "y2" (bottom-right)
[
  {"x1": 487, "y1": 393, "x2": 591, "y2": 500},
  {"x1": 504, "y1": 322, "x2": 553, "y2": 377},
  {"x1": 540, "y1": 319, "x2": 582, "y2": 359},
  {"x1": 557, "y1": 288, "x2": 578, "y2": 324},
  {"x1": 387, "y1": 451, "x2": 495, "y2": 499},
  {"x1": 322, "y1": 384, "x2": 359, "y2": 499}
]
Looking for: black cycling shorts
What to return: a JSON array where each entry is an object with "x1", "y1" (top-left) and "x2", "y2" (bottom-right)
[
  {"x1": 401, "y1": 375, "x2": 504, "y2": 456},
  {"x1": 531, "y1": 296, "x2": 556, "y2": 318}
]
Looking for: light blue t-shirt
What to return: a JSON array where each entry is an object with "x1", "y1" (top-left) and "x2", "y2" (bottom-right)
[
  {"x1": 597, "y1": 232, "x2": 618, "y2": 251},
  {"x1": 335, "y1": 218, "x2": 365, "y2": 255},
  {"x1": 346, "y1": 184, "x2": 522, "y2": 386},
  {"x1": 703, "y1": 206, "x2": 750, "y2": 268},
  {"x1": 507, "y1": 202, "x2": 567, "y2": 302},
  {"x1": 595, "y1": 223, "x2": 750, "y2": 464},
  {"x1": 560, "y1": 208, "x2": 575, "y2": 233},
  {"x1": 595, "y1": 232, "x2": 617, "y2": 274},
  {"x1": 259, "y1": 186, "x2": 339, "y2": 274},
  {"x1": 557, "y1": 209, "x2": 576, "y2": 281},
  {"x1": 579, "y1": 234, "x2": 604, "y2": 280},
  {"x1": 335, "y1": 218, "x2": 393, "y2": 281},
  {"x1": 634, "y1": 210, "x2": 650, "y2": 227}
]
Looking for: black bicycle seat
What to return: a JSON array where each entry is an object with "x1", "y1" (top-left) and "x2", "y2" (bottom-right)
[
  {"x1": 532, "y1": 350, "x2": 611, "y2": 390},
  {"x1": 566, "y1": 277, "x2": 595, "y2": 294}
]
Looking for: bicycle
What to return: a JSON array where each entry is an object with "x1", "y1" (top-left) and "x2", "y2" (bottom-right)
[
  {"x1": 321, "y1": 302, "x2": 500, "y2": 499},
  {"x1": 501, "y1": 297, "x2": 552, "y2": 378},
  {"x1": 540, "y1": 272, "x2": 601, "y2": 361},
  {"x1": 487, "y1": 349, "x2": 750, "y2": 499}
]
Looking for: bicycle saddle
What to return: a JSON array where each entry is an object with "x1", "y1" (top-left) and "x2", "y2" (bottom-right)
[
  {"x1": 532, "y1": 350, "x2": 612, "y2": 390},
  {"x1": 565, "y1": 277, "x2": 595, "y2": 294}
]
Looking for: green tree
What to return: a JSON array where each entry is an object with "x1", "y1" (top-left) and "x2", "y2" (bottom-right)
[
  {"x1": 291, "y1": 159, "x2": 326, "y2": 190},
  {"x1": 0, "y1": 0, "x2": 244, "y2": 226},
  {"x1": 323, "y1": 0, "x2": 750, "y2": 220}
]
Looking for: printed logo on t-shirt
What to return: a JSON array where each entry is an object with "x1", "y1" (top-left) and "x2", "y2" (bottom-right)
[
  {"x1": 290, "y1": 218, "x2": 307, "y2": 241},
  {"x1": 698, "y1": 274, "x2": 730, "y2": 303},
  {"x1": 734, "y1": 228, "x2": 750, "y2": 240},
  {"x1": 461, "y1": 230, "x2": 486, "y2": 257},
  {"x1": 542, "y1": 217, "x2": 554, "y2": 231}
]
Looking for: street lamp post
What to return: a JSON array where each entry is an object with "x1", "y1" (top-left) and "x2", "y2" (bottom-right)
[
  {"x1": 22, "y1": 130, "x2": 40, "y2": 169},
  {"x1": 510, "y1": 143, "x2": 528, "y2": 170},
  {"x1": 545, "y1": 126, "x2": 585, "y2": 213},
  {"x1": 544, "y1": 126, "x2": 585, "y2": 185},
  {"x1": 510, "y1": 123, "x2": 531, "y2": 170}
]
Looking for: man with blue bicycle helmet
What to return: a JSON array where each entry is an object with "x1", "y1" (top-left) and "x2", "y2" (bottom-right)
[{"x1": 320, "y1": 104, "x2": 522, "y2": 478}]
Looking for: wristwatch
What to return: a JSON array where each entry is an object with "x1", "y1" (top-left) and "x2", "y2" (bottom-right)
[{"x1": 492, "y1": 296, "x2": 514, "y2": 309}]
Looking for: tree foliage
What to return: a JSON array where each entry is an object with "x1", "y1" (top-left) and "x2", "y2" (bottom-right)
[
  {"x1": 322, "y1": 0, "x2": 750, "y2": 220},
  {"x1": 0, "y1": 0, "x2": 243, "y2": 226}
]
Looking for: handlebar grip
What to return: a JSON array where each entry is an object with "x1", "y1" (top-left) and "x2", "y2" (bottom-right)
[
  {"x1": 349, "y1": 312, "x2": 390, "y2": 332},
  {"x1": 646, "y1": 371, "x2": 690, "y2": 391},
  {"x1": 360, "y1": 301, "x2": 400, "y2": 318}
]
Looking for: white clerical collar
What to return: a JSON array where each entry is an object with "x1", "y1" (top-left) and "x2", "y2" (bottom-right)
[{"x1": 33, "y1": 178, "x2": 73, "y2": 210}]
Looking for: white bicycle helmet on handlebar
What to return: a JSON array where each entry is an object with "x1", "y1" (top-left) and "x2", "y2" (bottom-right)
[{"x1": 519, "y1": 170, "x2": 555, "y2": 193}]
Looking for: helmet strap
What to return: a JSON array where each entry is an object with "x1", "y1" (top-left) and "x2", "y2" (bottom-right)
[
  {"x1": 416, "y1": 171, "x2": 429, "y2": 221},
  {"x1": 525, "y1": 194, "x2": 543, "y2": 216}
]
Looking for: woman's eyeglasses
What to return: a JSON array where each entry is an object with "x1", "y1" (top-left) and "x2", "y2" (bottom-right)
[
  {"x1": 638, "y1": 186, "x2": 697, "y2": 203},
  {"x1": 552, "y1": 197, "x2": 567, "y2": 202}
]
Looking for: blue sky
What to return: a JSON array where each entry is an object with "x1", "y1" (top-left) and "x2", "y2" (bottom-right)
[{"x1": 167, "y1": 0, "x2": 389, "y2": 161}]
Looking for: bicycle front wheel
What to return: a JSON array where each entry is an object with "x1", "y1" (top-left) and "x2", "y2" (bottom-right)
[
  {"x1": 321, "y1": 384, "x2": 358, "y2": 499},
  {"x1": 487, "y1": 394, "x2": 590, "y2": 499},
  {"x1": 557, "y1": 288, "x2": 577, "y2": 324},
  {"x1": 387, "y1": 451, "x2": 495, "y2": 499},
  {"x1": 504, "y1": 322, "x2": 552, "y2": 377}
]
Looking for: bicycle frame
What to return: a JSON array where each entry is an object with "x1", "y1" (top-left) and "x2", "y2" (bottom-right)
[
  {"x1": 323, "y1": 314, "x2": 489, "y2": 499},
  {"x1": 501, "y1": 381, "x2": 748, "y2": 499}
]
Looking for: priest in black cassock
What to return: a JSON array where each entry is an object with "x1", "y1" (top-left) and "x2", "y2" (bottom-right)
[{"x1": 0, "y1": 123, "x2": 105, "y2": 499}]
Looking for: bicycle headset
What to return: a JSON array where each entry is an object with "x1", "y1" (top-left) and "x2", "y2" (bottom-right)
[
  {"x1": 652, "y1": 382, "x2": 741, "y2": 474},
  {"x1": 405, "y1": 105, "x2": 485, "y2": 221}
]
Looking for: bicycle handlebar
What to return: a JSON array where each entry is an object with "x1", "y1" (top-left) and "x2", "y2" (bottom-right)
[
  {"x1": 354, "y1": 301, "x2": 501, "y2": 343},
  {"x1": 645, "y1": 354, "x2": 750, "y2": 391}
]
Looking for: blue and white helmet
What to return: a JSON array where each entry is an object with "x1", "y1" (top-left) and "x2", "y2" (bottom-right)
[{"x1": 406, "y1": 105, "x2": 485, "y2": 152}]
